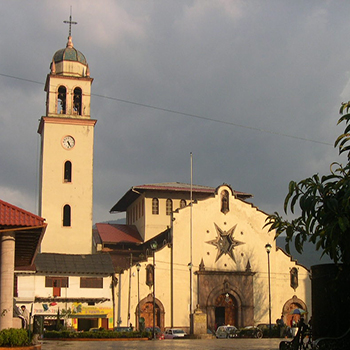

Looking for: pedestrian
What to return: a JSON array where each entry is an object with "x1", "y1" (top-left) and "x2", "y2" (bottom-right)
[
  {"x1": 278, "y1": 315, "x2": 286, "y2": 338},
  {"x1": 20, "y1": 305, "x2": 30, "y2": 329}
]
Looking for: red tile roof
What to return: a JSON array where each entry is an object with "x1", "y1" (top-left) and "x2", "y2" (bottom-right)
[
  {"x1": 0, "y1": 199, "x2": 45, "y2": 228},
  {"x1": 95, "y1": 223, "x2": 143, "y2": 244},
  {"x1": 0, "y1": 199, "x2": 46, "y2": 268}
]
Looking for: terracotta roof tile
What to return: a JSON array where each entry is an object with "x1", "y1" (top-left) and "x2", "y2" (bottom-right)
[
  {"x1": 95, "y1": 223, "x2": 142, "y2": 244},
  {"x1": 0, "y1": 199, "x2": 45, "y2": 228}
]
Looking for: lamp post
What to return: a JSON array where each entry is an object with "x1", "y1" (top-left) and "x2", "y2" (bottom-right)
[
  {"x1": 136, "y1": 263, "x2": 141, "y2": 330},
  {"x1": 150, "y1": 241, "x2": 158, "y2": 340},
  {"x1": 187, "y1": 262, "x2": 193, "y2": 334},
  {"x1": 265, "y1": 243, "x2": 272, "y2": 337}
]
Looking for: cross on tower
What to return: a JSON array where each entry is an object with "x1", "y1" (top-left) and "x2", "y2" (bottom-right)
[{"x1": 63, "y1": 8, "x2": 77, "y2": 37}]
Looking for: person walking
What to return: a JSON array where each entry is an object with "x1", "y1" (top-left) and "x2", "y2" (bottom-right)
[{"x1": 20, "y1": 305, "x2": 30, "y2": 329}]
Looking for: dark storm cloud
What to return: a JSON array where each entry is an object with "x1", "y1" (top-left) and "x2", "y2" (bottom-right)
[{"x1": 1, "y1": 0, "x2": 350, "y2": 224}]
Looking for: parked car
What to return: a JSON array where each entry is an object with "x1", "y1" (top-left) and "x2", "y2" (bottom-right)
[
  {"x1": 257, "y1": 323, "x2": 279, "y2": 337},
  {"x1": 88, "y1": 328, "x2": 100, "y2": 332},
  {"x1": 237, "y1": 326, "x2": 263, "y2": 338},
  {"x1": 164, "y1": 328, "x2": 186, "y2": 339},
  {"x1": 145, "y1": 327, "x2": 164, "y2": 340},
  {"x1": 215, "y1": 325, "x2": 238, "y2": 338},
  {"x1": 113, "y1": 326, "x2": 133, "y2": 332},
  {"x1": 257, "y1": 323, "x2": 277, "y2": 332}
]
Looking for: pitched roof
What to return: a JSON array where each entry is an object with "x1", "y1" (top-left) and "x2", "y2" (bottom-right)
[
  {"x1": 0, "y1": 199, "x2": 45, "y2": 228},
  {"x1": 110, "y1": 182, "x2": 252, "y2": 212},
  {"x1": 0, "y1": 199, "x2": 47, "y2": 267},
  {"x1": 134, "y1": 182, "x2": 215, "y2": 192},
  {"x1": 95, "y1": 223, "x2": 143, "y2": 244},
  {"x1": 34, "y1": 253, "x2": 115, "y2": 275}
]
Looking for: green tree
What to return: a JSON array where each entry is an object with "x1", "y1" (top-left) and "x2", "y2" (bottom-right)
[{"x1": 264, "y1": 102, "x2": 350, "y2": 266}]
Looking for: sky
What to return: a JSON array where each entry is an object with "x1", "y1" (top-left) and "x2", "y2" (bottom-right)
[{"x1": 1, "y1": 0, "x2": 350, "y2": 226}]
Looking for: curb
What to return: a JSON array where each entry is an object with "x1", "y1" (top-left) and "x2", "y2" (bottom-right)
[{"x1": 0, "y1": 345, "x2": 41, "y2": 350}]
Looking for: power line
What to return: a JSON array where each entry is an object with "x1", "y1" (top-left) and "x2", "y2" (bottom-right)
[
  {"x1": 0, "y1": 72, "x2": 333, "y2": 146},
  {"x1": 0, "y1": 73, "x2": 44, "y2": 85}
]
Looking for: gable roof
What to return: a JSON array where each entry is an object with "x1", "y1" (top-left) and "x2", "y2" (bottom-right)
[
  {"x1": 110, "y1": 182, "x2": 252, "y2": 212},
  {"x1": 34, "y1": 253, "x2": 115, "y2": 275},
  {"x1": 95, "y1": 223, "x2": 143, "y2": 244},
  {"x1": 0, "y1": 199, "x2": 47, "y2": 267}
]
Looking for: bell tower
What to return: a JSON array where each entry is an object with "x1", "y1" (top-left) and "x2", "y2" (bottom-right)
[{"x1": 38, "y1": 21, "x2": 96, "y2": 254}]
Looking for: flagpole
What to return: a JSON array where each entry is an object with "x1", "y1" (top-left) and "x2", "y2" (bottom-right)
[{"x1": 189, "y1": 152, "x2": 193, "y2": 333}]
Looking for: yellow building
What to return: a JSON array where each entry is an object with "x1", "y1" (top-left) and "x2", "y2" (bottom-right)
[
  {"x1": 38, "y1": 34, "x2": 96, "y2": 254},
  {"x1": 96, "y1": 182, "x2": 311, "y2": 333}
]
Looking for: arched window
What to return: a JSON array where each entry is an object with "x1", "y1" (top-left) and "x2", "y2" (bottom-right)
[
  {"x1": 64, "y1": 161, "x2": 72, "y2": 182},
  {"x1": 73, "y1": 87, "x2": 82, "y2": 115},
  {"x1": 152, "y1": 198, "x2": 159, "y2": 215},
  {"x1": 57, "y1": 86, "x2": 66, "y2": 114},
  {"x1": 166, "y1": 198, "x2": 173, "y2": 215},
  {"x1": 63, "y1": 205, "x2": 71, "y2": 227},
  {"x1": 180, "y1": 199, "x2": 186, "y2": 208}
]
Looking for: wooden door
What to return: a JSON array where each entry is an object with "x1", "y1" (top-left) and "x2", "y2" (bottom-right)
[{"x1": 215, "y1": 293, "x2": 237, "y2": 326}]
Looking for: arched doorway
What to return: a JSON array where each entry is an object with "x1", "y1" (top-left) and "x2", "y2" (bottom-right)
[
  {"x1": 137, "y1": 294, "x2": 165, "y2": 331},
  {"x1": 282, "y1": 295, "x2": 308, "y2": 327},
  {"x1": 214, "y1": 293, "x2": 238, "y2": 328}
]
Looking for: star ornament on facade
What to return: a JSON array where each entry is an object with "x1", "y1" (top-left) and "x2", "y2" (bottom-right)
[{"x1": 206, "y1": 223, "x2": 245, "y2": 263}]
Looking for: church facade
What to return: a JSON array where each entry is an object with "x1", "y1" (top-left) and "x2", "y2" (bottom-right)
[{"x1": 96, "y1": 182, "x2": 311, "y2": 332}]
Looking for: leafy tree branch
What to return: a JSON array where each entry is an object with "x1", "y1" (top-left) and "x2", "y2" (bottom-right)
[{"x1": 264, "y1": 101, "x2": 350, "y2": 266}]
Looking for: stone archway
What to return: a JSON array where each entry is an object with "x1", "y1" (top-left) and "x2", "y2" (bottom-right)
[
  {"x1": 196, "y1": 270, "x2": 254, "y2": 332},
  {"x1": 206, "y1": 281, "x2": 246, "y2": 331},
  {"x1": 282, "y1": 295, "x2": 308, "y2": 327},
  {"x1": 136, "y1": 294, "x2": 165, "y2": 331}
]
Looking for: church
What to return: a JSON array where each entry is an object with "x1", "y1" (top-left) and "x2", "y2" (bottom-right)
[
  {"x1": 13, "y1": 23, "x2": 311, "y2": 333},
  {"x1": 96, "y1": 182, "x2": 311, "y2": 332}
]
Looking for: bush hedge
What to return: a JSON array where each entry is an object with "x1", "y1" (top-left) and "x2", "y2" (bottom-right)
[
  {"x1": 0, "y1": 328, "x2": 30, "y2": 347},
  {"x1": 44, "y1": 330, "x2": 150, "y2": 339}
]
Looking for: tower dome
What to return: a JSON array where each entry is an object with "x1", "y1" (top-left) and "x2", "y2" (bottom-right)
[{"x1": 50, "y1": 36, "x2": 89, "y2": 78}]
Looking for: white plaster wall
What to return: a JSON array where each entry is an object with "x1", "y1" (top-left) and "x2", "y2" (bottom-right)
[
  {"x1": 119, "y1": 184, "x2": 311, "y2": 329},
  {"x1": 17, "y1": 275, "x2": 112, "y2": 300}
]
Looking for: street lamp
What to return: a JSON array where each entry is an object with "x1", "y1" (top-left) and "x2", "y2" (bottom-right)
[
  {"x1": 150, "y1": 241, "x2": 158, "y2": 340},
  {"x1": 136, "y1": 263, "x2": 141, "y2": 330},
  {"x1": 265, "y1": 243, "x2": 272, "y2": 337},
  {"x1": 188, "y1": 262, "x2": 193, "y2": 334}
]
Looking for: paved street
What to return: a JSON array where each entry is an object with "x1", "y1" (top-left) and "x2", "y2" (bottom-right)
[{"x1": 40, "y1": 338, "x2": 281, "y2": 350}]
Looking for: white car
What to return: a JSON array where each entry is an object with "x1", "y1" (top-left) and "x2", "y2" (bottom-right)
[
  {"x1": 164, "y1": 328, "x2": 186, "y2": 339},
  {"x1": 216, "y1": 325, "x2": 238, "y2": 338}
]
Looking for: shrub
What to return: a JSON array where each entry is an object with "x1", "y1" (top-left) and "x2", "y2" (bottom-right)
[
  {"x1": 0, "y1": 328, "x2": 30, "y2": 347},
  {"x1": 43, "y1": 329, "x2": 145, "y2": 339}
]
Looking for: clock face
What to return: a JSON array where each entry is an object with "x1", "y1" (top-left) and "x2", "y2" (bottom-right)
[{"x1": 62, "y1": 135, "x2": 75, "y2": 149}]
